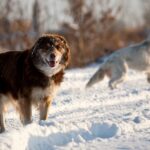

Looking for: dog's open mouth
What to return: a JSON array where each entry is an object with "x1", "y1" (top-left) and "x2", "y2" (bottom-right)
[
  {"x1": 46, "y1": 60, "x2": 57, "y2": 67},
  {"x1": 48, "y1": 61, "x2": 56, "y2": 67}
]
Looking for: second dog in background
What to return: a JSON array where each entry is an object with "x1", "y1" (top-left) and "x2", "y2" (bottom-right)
[{"x1": 86, "y1": 39, "x2": 150, "y2": 89}]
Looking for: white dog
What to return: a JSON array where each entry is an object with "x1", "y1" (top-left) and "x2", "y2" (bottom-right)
[{"x1": 86, "y1": 39, "x2": 150, "y2": 89}]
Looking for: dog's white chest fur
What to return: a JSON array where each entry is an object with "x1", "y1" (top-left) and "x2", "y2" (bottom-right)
[{"x1": 31, "y1": 85, "x2": 58, "y2": 104}]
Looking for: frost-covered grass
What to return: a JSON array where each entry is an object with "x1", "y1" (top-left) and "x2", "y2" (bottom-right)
[{"x1": 0, "y1": 63, "x2": 150, "y2": 150}]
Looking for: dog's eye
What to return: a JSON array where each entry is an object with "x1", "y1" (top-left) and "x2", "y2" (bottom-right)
[
  {"x1": 56, "y1": 45, "x2": 60, "y2": 49},
  {"x1": 47, "y1": 40, "x2": 54, "y2": 47},
  {"x1": 47, "y1": 43, "x2": 51, "y2": 47},
  {"x1": 48, "y1": 45, "x2": 54, "y2": 50}
]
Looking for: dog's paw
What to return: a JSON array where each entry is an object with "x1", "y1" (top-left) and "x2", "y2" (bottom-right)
[
  {"x1": 21, "y1": 119, "x2": 32, "y2": 126},
  {"x1": 109, "y1": 83, "x2": 117, "y2": 90},
  {"x1": 109, "y1": 83, "x2": 114, "y2": 90},
  {"x1": 147, "y1": 77, "x2": 150, "y2": 83},
  {"x1": 0, "y1": 126, "x2": 5, "y2": 133}
]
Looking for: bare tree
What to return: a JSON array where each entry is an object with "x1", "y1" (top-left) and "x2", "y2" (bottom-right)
[
  {"x1": 61, "y1": 0, "x2": 121, "y2": 67},
  {"x1": 32, "y1": 0, "x2": 41, "y2": 35}
]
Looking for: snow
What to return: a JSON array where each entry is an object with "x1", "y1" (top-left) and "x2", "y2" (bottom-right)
[{"x1": 1, "y1": 63, "x2": 150, "y2": 150}]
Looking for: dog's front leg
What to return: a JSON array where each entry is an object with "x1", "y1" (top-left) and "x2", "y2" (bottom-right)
[
  {"x1": 0, "y1": 111, "x2": 5, "y2": 133},
  {"x1": 19, "y1": 99, "x2": 32, "y2": 125},
  {"x1": 108, "y1": 62, "x2": 127, "y2": 89},
  {"x1": 0, "y1": 100, "x2": 5, "y2": 133},
  {"x1": 147, "y1": 73, "x2": 150, "y2": 83},
  {"x1": 40, "y1": 96, "x2": 51, "y2": 120}
]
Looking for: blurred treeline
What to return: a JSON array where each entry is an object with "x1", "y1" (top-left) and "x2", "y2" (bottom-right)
[{"x1": 0, "y1": 0, "x2": 150, "y2": 67}]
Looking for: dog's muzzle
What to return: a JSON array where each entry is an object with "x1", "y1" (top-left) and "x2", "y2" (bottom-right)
[{"x1": 47, "y1": 53, "x2": 57, "y2": 67}]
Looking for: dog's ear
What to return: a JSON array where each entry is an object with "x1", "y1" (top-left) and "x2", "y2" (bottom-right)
[
  {"x1": 31, "y1": 37, "x2": 44, "y2": 56},
  {"x1": 56, "y1": 35, "x2": 71, "y2": 67},
  {"x1": 31, "y1": 41, "x2": 38, "y2": 56}
]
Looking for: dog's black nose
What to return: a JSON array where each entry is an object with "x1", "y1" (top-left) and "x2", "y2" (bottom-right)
[{"x1": 50, "y1": 53, "x2": 56, "y2": 59}]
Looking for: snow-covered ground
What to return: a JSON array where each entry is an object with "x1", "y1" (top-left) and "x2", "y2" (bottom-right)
[{"x1": 0, "y1": 63, "x2": 150, "y2": 150}]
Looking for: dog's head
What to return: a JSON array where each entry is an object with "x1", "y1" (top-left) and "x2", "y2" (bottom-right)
[{"x1": 31, "y1": 34, "x2": 70, "y2": 77}]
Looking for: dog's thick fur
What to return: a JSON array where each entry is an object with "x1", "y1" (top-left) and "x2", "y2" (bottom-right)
[
  {"x1": 86, "y1": 39, "x2": 150, "y2": 89},
  {"x1": 0, "y1": 34, "x2": 70, "y2": 133}
]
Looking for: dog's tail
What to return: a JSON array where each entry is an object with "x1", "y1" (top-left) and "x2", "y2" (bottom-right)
[{"x1": 86, "y1": 65, "x2": 106, "y2": 88}]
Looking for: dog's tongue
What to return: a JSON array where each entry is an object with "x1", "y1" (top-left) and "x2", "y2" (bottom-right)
[{"x1": 49, "y1": 61, "x2": 55, "y2": 67}]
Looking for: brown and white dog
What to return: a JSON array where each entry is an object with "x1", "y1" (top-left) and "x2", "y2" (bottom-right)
[{"x1": 0, "y1": 34, "x2": 70, "y2": 133}]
